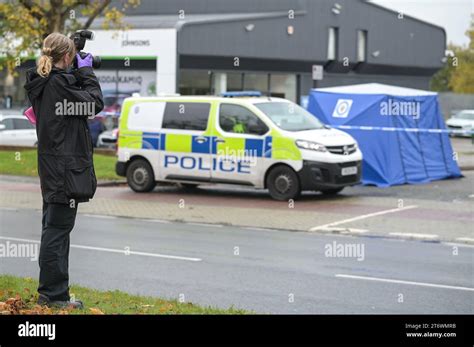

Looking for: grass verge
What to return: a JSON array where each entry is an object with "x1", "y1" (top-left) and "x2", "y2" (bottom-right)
[
  {"x1": 0, "y1": 275, "x2": 247, "y2": 315},
  {"x1": 0, "y1": 149, "x2": 121, "y2": 180}
]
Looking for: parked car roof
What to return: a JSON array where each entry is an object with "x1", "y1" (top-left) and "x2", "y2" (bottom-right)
[{"x1": 0, "y1": 114, "x2": 26, "y2": 120}]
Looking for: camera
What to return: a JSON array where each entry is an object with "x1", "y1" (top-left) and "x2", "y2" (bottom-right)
[{"x1": 71, "y1": 30, "x2": 101, "y2": 69}]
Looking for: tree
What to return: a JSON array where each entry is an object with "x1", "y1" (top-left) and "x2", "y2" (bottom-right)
[
  {"x1": 448, "y1": 16, "x2": 474, "y2": 93},
  {"x1": 431, "y1": 16, "x2": 474, "y2": 94},
  {"x1": 429, "y1": 44, "x2": 458, "y2": 92},
  {"x1": 0, "y1": 0, "x2": 141, "y2": 72}
]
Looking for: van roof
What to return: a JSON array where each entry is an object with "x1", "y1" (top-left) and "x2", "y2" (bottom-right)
[{"x1": 124, "y1": 95, "x2": 292, "y2": 104}]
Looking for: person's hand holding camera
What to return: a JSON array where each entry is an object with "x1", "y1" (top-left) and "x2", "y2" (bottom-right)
[{"x1": 76, "y1": 53, "x2": 93, "y2": 68}]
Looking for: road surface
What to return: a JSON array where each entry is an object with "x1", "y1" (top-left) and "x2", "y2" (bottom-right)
[
  {"x1": 1, "y1": 171, "x2": 473, "y2": 242},
  {"x1": 0, "y1": 208, "x2": 472, "y2": 313}
]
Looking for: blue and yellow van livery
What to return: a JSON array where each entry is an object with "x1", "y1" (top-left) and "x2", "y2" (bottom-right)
[{"x1": 115, "y1": 95, "x2": 362, "y2": 200}]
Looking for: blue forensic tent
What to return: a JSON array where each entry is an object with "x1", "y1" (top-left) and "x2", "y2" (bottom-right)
[{"x1": 307, "y1": 83, "x2": 462, "y2": 187}]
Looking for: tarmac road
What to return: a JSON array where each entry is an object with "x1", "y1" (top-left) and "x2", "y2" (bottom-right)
[
  {"x1": 0, "y1": 171, "x2": 473, "y2": 242},
  {"x1": 0, "y1": 208, "x2": 472, "y2": 314}
]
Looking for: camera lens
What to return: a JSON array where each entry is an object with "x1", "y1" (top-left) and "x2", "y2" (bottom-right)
[{"x1": 92, "y1": 55, "x2": 101, "y2": 69}]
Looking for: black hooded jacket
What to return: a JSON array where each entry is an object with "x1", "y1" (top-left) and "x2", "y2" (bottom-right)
[{"x1": 24, "y1": 67, "x2": 104, "y2": 204}]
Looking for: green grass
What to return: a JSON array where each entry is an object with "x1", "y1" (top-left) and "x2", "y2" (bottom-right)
[
  {"x1": 0, "y1": 275, "x2": 247, "y2": 315},
  {"x1": 0, "y1": 149, "x2": 121, "y2": 180}
]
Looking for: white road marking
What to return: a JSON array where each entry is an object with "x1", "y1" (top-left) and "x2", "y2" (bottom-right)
[
  {"x1": 389, "y1": 232, "x2": 439, "y2": 241},
  {"x1": 187, "y1": 222, "x2": 223, "y2": 228},
  {"x1": 82, "y1": 214, "x2": 118, "y2": 220},
  {"x1": 0, "y1": 236, "x2": 202, "y2": 262},
  {"x1": 142, "y1": 219, "x2": 172, "y2": 224},
  {"x1": 243, "y1": 227, "x2": 274, "y2": 232},
  {"x1": 335, "y1": 274, "x2": 474, "y2": 292},
  {"x1": 310, "y1": 205, "x2": 418, "y2": 231}
]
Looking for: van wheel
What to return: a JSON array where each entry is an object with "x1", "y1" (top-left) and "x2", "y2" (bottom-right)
[
  {"x1": 266, "y1": 165, "x2": 300, "y2": 201},
  {"x1": 126, "y1": 159, "x2": 156, "y2": 192},
  {"x1": 320, "y1": 187, "x2": 344, "y2": 195}
]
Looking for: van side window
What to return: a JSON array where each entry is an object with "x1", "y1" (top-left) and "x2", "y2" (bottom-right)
[
  {"x1": 162, "y1": 102, "x2": 211, "y2": 131},
  {"x1": 219, "y1": 104, "x2": 269, "y2": 135}
]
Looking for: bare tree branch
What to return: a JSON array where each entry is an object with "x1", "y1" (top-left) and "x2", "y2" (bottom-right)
[
  {"x1": 82, "y1": 0, "x2": 112, "y2": 29},
  {"x1": 18, "y1": 0, "x2": 45, "y2": 20},
  {"x1": 61, "y1": 0, "x2": 89, "y2": 16}
]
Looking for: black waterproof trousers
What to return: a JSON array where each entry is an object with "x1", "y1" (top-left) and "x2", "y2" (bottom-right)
[{"x1": 38, "y1": 200, "x2": 78, "y2": 301}]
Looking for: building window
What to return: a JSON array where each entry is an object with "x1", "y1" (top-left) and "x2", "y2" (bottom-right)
[
  {"x1": 225, "y1": 72, "x2": 243, "y2": 91},
  {"x1": 179, "y1": 70, "x2": 213, "y2": 95},
  {"x1": 243, "y1": 73, "x2": 267, "y2": 93},
  {"x1": 327, "y1": 27, "x2": 339, "y2": 60},
  {"x1": 270, "y1": 74, "x2": 296, "y2": 102},
  {"x1": 357, "y1": 30, "x2": 368, "y2": 62}
]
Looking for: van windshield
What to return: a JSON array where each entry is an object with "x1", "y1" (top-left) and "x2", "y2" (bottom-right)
[{"x1": 255, "y1": 102, "x2": 325, "y2": 131}]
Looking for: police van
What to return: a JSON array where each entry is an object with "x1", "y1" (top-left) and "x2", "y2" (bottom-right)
[{"x1": 115, "y1": 92, "x2": 362, "y2": 200}]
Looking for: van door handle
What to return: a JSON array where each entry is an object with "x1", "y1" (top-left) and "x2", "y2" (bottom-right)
[
  {"x1": 215, "y1": 137, "x2": 225, "y2": 143},
  {"x1": 195, "y1": 136, "x2": 208, "y2": 144}
]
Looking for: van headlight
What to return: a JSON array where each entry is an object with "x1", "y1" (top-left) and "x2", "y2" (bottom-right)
[{"x1": 295, "y1": 140, "x2": 327, "y2": 152}]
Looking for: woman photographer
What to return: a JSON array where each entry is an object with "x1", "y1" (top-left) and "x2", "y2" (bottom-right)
[{"x1": 24, "y1": 32, "x2": 104, "y2": 309}]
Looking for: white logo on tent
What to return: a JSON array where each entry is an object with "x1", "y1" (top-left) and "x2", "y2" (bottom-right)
[{"x1": 332, "y1": 99, "x2": 353, "y2": 118}]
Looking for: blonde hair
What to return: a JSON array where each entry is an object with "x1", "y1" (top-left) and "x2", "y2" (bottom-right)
[{"x1": 37, "y1": 32, "x2": 76, "y2": 78}]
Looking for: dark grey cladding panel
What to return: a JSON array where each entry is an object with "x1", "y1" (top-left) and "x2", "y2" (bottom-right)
[
  {"x1": 178, "y1": 15, "x2": 314, "y2": 60},
  {"x1": 111, "y1": 0, "x2": 306, "y2": 15},
  {"x1": 106, "y1": 0, "x2": 445, "y2": 72},
  {"x1": 174, "y1": 0, "x2": 445, "y2": 70},
  {"x1": 179, "y1": 55, "x2": 440, "y2": 77}
]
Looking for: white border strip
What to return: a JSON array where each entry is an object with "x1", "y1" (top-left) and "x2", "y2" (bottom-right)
[
  {"x1": 0, "y1": 236, "x2": 202, "y2": 262},
  {"x1": 455, "y1": 237, "x2": 474, "y2": 244},
  {"x1": 81, "y1": 214, "x2": 118, "y2": 220},
  {"x1": 335, "y1": 274, "x2": 474, "y2": 292},
  {"x1": 389, "y1": 232, "x2": 439, "y2": 241},
  {"x1": 333, "y1": 125, "x2": 474, "y2": 134},
  {"x1": 310, "y1": 205, "x2": 418, "y2": 231}
]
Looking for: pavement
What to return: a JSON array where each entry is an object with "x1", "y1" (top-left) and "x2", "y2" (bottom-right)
[
  {"x1": 0, "y1": 169, "x2": 472, "y2": 244},
  {"x1": 0, "y1": 208, "x2": 473, "y2": 314},
  {"x1": 451, "y1": 136, "x2": 474, "y2": 170}
]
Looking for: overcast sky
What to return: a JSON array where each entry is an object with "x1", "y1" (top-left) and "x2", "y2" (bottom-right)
[{"x1": 370, "y1": 0, "x2": 473, "y2": 47}]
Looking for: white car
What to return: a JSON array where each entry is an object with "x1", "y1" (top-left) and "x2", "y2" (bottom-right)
[
  {"x1": 97, "y1": 128, "x2": 118, "y2": 149},
  {"x1": 0, "y1": 114, "x2": 37, "y2": 146},
  {"x1": 446, "y1": 110, "x2": 474, "y2": 137}
]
